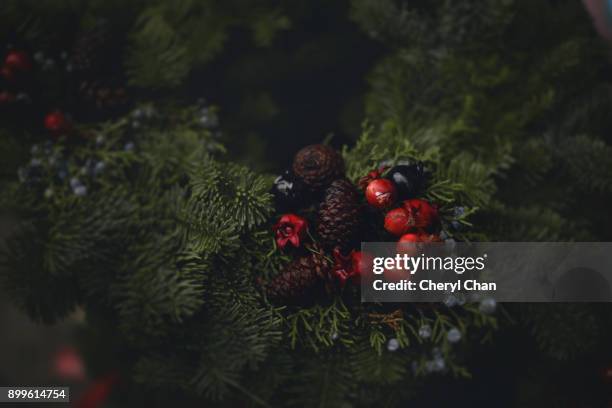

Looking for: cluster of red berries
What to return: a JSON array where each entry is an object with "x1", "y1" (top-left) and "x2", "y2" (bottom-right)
[
  {"x1": 331, "y1": 164, "x2": 439, "y2": 286},
  {"x1": 0, "y1": 50, "x2": 32, "y2": 105},
  {"x1": 0, "y1": 49, "x2": 72, "y2": 136},
  {"x1": 362, "y1": 165, "x2": 440, "y2": 244}
]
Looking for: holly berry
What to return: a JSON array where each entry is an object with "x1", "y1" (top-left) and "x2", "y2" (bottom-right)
[
  {"x1": 44, "y1": 111, "x2": 71, "y2": 136},
  {"x1": 397, "y1": 232, "x2": 440, "y2": 256},
  {"x1": 383, "y1": 265, "x2": 407, "y2": 283},
  {"x1": 0, "y1": 65, "x2": 15, "y2": 82},
  {"x1": 384, "y1": 207, "x2": 411, "y2": 236},
  {"x1": 365, "y1": 178, "x2": 397, "y2": 209},
  {"x1": 271, "y1": 169, "x2": 308, "y2": 211},
  {"x1": 402, "y1": 198, "x2": 438, "y2": 230},
  {"x1": 397, "y1": 232, "x2": 424, "y2": 256},
  {"x1": 398, "y1": 232, "x2": 422, "y2": 244},
  {"x1": 5, "y1": 51, "x2": 32, "y2": 74},
  {"x1": 386, "y1": 163, "x2": 427, "y2": 199},
  {"x1": 385, "y1": 200, "x2": 438, "y2": 236},
  {"x1": 73, "y1": 372, "x2": 119, "y2": 408},
  {"x1": 53, "y1": 346, "x2": 86, "y2": 382},
  {"x1": 398, "y1": 232, "x2": 440, "y2": 243},
  {"x1": 358, "y1": 167, "x2": 386, "y2": 190},
  {"x1": 0, "y1": 91, "x2": 15, "y2": 105}
]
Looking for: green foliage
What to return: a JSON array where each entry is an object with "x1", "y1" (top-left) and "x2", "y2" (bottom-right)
[
  {"x1": 560, "y1": 134, "x2": 612, "y2": 194},
  {"x1": 284, "y1": 352, "x2": 356, "y2": 408},
  {"x1": 344, "y1": 122, "x2": 494, "y2": 241},
  {"x1": 123, "y1": 0, "x2": 292, "y2": 89},
  {"x1": 0, "y1": 221, "x2": 80, "y2": 323},
  {"x1": 0, "y1": 0, "x2": 292, "y2": 90},
  {"x1": 351, "y1": 0, "x2": 612, "y2": 241},
  {"x1": 350, "y1": 339, "x2": 410, "y2": 385},
  {"x1": 349, "y1": 0, "x2": 612, "y2": 391},
  {"x1": 190, "y1": 284, "x2": 282, "y2": 401},
  {"x1": 285, "y1": 298, "x2": 352, "y2": 351},
  {"x1": 2, "y1": 1, "x2": 612, "y2": 406},
  {"x1": 0, "y1": 104, "x2": 285, "y2": 404},
  {"x1": 0, "y1": 101, "x2": 500, "y2": 407},
  {"x1": 520, "y1": 304, "x2": 600, "y2": 361},
  {"x1": 126, "y1": 11, "x2": 191, "y2": 89},
  {"x1": 187, "y1": 159, "x2": 273, "y2": 233}
]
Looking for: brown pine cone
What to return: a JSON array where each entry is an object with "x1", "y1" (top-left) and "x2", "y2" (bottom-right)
[
  {"x1": 292, "y1": 144, "x2": 344, "y2": 192},
  {"x1": 317, "y1": 178, "x2": 362, "y2": 250},
  {"x1": 264, "y1": 250, "x2": 332, "y2": 304}
]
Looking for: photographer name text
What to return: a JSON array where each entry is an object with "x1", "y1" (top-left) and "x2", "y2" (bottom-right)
[{"x1": 372, "y1": 279, "x2": 496, "y2": 292}]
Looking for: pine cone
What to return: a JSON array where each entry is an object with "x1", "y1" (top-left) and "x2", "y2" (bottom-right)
[
  {"x1": 292, "y1": 144, "x2": 344, "y2": 192},
  {"x1": 264, "y1": 251, "x2": 331, "y2": 304},
  {"x1": 317, "y1": 178, "x2": 362, "y2": 250}
]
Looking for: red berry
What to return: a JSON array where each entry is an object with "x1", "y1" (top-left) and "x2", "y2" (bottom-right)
[
  {"x1": 398, "y1": 232, "x2": 441, "y2": 243},
  {"x1": 357, "y1": 166, "x2": 387, "y2": 189},
  {"x1": 5, "y1": 51, "x2": 32, "y2": 72},
  {"x1": 398, "y1": 232, "x2": 421, "y2": 243},
  {"x1": 350, "y1": 251, "x2": 374, "y2": 282},
  {"x1": 53, "y1": 346, "x2": 86, "y2": 382},
  {"x1": 44, "y1": 111, "x2": 71, "y2": 135},
  {"x1": 402, "y1": 199, "x2": 438, "y2": 229},
  {"x1": 351, "y1": 251, "x2": 364, "y2": 276},
  {"x1": 383, "y1": 264, "x2": 407, "y2": 283},
  {"x1": 365, "y1": 178, "x2": 397, "y2": 208},
  {"x1": 0, "y1": 91, "x2": 15, "y2": 104},
  {"x1": 384, "y1": 207, "x2": 411, "y2": 236},
  {"x1": 397, "y1": 232, "x2": 423, "y2": 256},
  {"x1": 397, "y1": 232, "x2": 441, "y2": 256},
  {"x1": 0, "y1": 65, "x2": 15, "y2": 82}
]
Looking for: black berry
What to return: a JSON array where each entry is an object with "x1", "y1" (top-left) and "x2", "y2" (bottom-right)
[
  {"x1": 271, "y1": 169, "x2": 308, "y2": 211},
  {"x1": 385, "y1": 163, "x2": 427, "y2": 199}
]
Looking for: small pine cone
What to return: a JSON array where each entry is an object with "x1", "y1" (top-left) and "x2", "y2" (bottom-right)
[
  {"x1": 317, "y1": 178, "x2": 362, "y2": 250},
  {"x1": 292, "y1": 144, "x2": 344, "y2": 192},
  {"x1": 264, "y1": 251, "x2": 332, "y2": 304}
]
